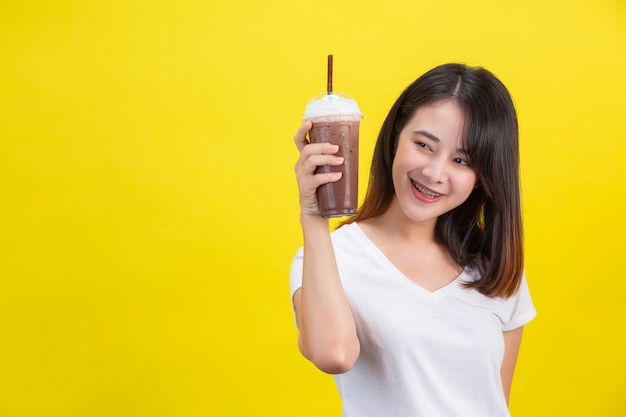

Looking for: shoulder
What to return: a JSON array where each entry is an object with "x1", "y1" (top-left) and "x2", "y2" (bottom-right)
[
  {"x1": 326, "y1": 222, "x2": 363, "y2": 249},
  {"x1": 457, "y1": 268, "x2": 537, "y2": 330},
  {"x1": 291, "y1": 222, "x2": 363, "y2": 264},
  {"x1": 501, "y1": 273, "x2": 537, "y2": 330}
]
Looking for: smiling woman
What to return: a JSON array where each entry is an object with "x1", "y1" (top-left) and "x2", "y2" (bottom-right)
[
  {"x1": 1, "y1": 0, "x2": 625, "y2": 415},
  {"x1": 392, "y1": 100, "x2": 477, "y2": 218},
  {"x1": 290, "y1": 63, "x2": 535, "y2": 417}
]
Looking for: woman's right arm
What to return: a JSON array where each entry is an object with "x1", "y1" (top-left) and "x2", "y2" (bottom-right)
[{"x1": 292, "y1": 121, "x2": 360, "y2": 374}]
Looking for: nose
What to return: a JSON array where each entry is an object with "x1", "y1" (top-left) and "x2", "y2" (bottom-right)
[{"x1": 422, "y1": 157, "x2": 448, "y2": 183}]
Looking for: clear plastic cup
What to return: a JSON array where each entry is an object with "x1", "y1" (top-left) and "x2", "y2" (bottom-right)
[{"x1": 303, "y1": 92, "x2": 363, "y2": 217}]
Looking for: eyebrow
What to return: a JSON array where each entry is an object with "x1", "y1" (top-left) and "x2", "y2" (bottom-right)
[
  {"x1": 414, "y1": 130, "x2": 440, "y2": 142},
  {"x1": 414, "y1": 130, "x2": 469, "y2": 156}
]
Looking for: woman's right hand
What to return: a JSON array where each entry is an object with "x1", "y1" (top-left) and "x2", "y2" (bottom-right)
[
  {"x1": 292, "y1": 121, "x2": 361, "y2": 374},
  {"x1": 293, "y1": 121, "x2": 344, "y2": 217}
]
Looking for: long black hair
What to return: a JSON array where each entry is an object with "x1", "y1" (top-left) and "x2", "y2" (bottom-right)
[{"x1": 344, "y1": 63, "x2": 523, "y2": 297}]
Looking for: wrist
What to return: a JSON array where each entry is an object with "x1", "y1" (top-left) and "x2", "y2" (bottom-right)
[{"x1": 300, "y1": 212, "x2": 329, "y2": 229}]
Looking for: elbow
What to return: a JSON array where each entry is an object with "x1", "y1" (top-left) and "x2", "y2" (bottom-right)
[
  {"x1": 300, "y1": 336, "x2": 359, "y2": 374},
  {"x1": 314, "y1": 353, "x2": 357, "y2": 375}
]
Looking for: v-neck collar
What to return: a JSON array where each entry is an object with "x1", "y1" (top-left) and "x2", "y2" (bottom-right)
[{"x1": 348, "y1": 222, "x2": 467, "y2": 301}]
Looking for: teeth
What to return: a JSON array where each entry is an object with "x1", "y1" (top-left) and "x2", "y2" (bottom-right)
[{"x1": 411, "y1": 180, "x2": 442, "y2": 198}]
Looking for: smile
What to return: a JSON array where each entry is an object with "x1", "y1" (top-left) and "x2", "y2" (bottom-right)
[{"x1": 411, "y1": 180, "x2": 443, "y2": 199}]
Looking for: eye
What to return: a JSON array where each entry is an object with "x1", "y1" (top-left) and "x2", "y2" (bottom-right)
[
  {"x1": 416, "y1": 142, "x2": 432, "y2": 151},
  {"x1": 454, "y1": 157, "x2": 471, "y2": 166}
]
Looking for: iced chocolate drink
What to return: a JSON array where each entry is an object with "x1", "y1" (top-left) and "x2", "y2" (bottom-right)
[{"x1": 304, "y1": 92, "x2": 363, "y2": 217}]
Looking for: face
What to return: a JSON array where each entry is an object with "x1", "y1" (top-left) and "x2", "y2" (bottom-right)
[{"x1": 391, "y1": 99, "x2": 478, "y2": 226}]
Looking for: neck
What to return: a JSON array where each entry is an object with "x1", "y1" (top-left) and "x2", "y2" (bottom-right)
[{"x1": 367, "y1": 197, "x2": 438, "y2": 244}]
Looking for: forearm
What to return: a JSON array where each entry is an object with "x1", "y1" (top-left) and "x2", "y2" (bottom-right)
[
  {"x1": 501, "y1": 327, "x2": 524, "y2": 404},
  {"x1": 297, "y1": 214, "x2": 360, "y2": 374}
]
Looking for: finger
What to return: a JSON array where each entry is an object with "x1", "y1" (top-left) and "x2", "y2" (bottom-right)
[
  {"x1": 295, "y1": 154, "x2": 344, "y2": 176},
  {"x1": 302, "y1": 171, "x2": 343, "y2": 190},
  {"x1": 318, "y1": 171, "x2": 343, "y2": 184},
  {"x1": 293, "y1": 121, "x2": 313, "y2": 152},
  {"x1": 297, "y1": 171, "x2": 343, "y2": 197},
  {"x1": 294, "y1": 142, "x2": 339, "y2": 173},
  {"x1": 298, "y1": 142, "x2": 340, "y2": 162}
]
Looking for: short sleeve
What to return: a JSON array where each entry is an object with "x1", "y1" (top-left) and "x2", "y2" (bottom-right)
[
  {"x1": 289, "y1": 247, "x2": 304, "y2": 308},
  {"x1": 502, "y1": 273, "x2": 537, "y2": 331}
]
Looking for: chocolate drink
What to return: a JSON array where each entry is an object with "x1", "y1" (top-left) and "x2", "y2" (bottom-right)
[
  {"x1": 309, "y1": 120, "x2": 360, "y2": 217},
  {"x1": 303, "y1": 88, "x2": 362, "y2": 217}
]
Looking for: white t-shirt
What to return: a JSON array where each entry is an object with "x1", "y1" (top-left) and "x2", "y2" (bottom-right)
[{"x1": 290, "y1": 222, "x2": 536, "y2": 417}]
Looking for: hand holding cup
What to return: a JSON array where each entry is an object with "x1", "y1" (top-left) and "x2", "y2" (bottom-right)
[{"x1": 293, "y1": 121, "x2": 345, "y2": 217}]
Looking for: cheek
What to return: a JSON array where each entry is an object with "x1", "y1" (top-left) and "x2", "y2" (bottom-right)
[
  {"x1": 390, "y1": 151, "x2": 404, "y2": 186},
  {"x1": 458, "y1": 172, "x2": 478, "y2": 195},
  {"x1": 390, "y1": 161, "x2": 402, "y2": 192},
  {"x1": 467, "y1": 176, "x2": 478, "y2": 194},
  {"x1": 392, "y1": 143, "x2": 418, "y2": 174}
]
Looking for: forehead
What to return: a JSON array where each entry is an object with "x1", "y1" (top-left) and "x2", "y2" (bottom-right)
[
  {"x1": 403, "y1": 100, "x2": 466, "y2": 141},
  {"x1": 409, "y1": 99, "x2": 464, "y2": 120}
]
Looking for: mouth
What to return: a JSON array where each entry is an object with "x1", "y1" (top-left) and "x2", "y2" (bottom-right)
[{"x1": 411, "y1": 180, "x2": 443, "y2": 199}]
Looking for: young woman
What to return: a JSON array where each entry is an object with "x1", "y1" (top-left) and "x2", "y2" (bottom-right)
[{"x1": 290, "y1": 63, "x2": 536, "y2": 417}]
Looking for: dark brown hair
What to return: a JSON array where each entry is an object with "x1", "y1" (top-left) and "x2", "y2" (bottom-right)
[{"x1": 344, "y1": 63, "x2": 523, "y2": 298}]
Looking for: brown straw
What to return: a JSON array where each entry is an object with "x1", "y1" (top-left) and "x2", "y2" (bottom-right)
[{"x1": 327, "y1": 55, "x2": 333, "y2": 94}]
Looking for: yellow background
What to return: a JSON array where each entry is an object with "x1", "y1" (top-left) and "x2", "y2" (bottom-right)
[{"x1": 1, "y1": 1, "x2": 625, "y2": 416}]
